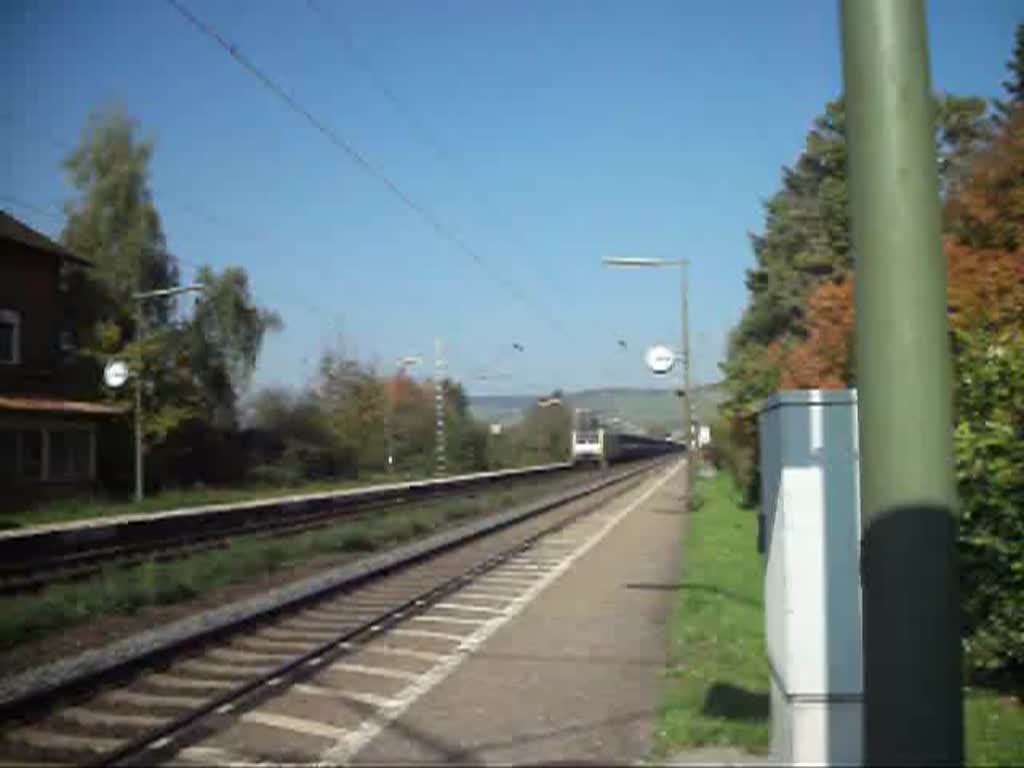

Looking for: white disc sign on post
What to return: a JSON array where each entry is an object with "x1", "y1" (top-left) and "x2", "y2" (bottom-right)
[
  {"x1": 645, "y1": 344, "x2": 676, "y2": 375},
  {"x1": 103, "y1": 359, "x2": 129, "y2": 389}
]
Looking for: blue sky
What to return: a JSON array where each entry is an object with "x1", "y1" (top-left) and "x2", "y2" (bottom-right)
[{"x1": 2, "y1": 0, "x2": 1019, "y2": 398}]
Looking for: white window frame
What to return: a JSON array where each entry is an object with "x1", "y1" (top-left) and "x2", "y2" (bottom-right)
[{"x1": 0, "y1": 309, "x2": 20, "y2": 365}]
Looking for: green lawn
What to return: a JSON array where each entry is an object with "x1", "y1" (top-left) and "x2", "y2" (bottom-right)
[
  {"x1": 966, "y1": 688, "x2": 1024, "y2": 766},
  {"x1": 653, "y1": 472, "x2": 771, "y2": 757},
  {"x1": 653, "y1": 471, "x2": 1024, "y2": 765}
]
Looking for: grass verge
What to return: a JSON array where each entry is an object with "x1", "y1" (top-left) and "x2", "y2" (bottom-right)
[
  {"x1": 965, "y1": 688, "x2": 1024, "y2": 765},
  {"x1": 6, "y1": 459, "x2": 569, "y2": 530},
  {"x1": 0, "y1": 485, "x2": 537, "y2": 658},
  {"x1": 653, "y1": 471, "x2": 770, "y2": 758},
  {"x1": 1, "y1": 472, "x2": 417, "y2": 529},
  {"x1": 654, "y1": 471, "x2": 1024, "y2": 765}
]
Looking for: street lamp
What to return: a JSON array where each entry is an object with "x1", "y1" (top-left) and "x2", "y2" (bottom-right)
[
  {"x1": 387, "y1": 355, "x2": 422, "y2": 473},
  {"x1": 603, "y1": 256, "x2": 693, "y2": 482},
  {"x1": 132, "y1": 283, "x2": 205, "y2": 502}
]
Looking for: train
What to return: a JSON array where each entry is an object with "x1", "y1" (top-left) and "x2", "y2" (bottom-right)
[{"x1": 570, "y1": 408, "x2": 680, "y2": 465}]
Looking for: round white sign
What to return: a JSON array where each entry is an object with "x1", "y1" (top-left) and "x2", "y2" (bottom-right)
[
  {"x1": 645, "y1": 345, "x2": 676, "y2": 375},
  {"x1": 103, "y1": 359, "x2": 130, "y2": 389}
]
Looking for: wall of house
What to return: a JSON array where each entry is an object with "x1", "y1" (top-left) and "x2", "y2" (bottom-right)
[
  {"x1": 0, "y1": 413, "x2": 99, "y2": 510},
  {"x1": 0, "y1": 243, "x2": 60, "y2": 395}
]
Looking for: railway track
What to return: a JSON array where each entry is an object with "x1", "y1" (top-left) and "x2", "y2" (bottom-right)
[
  {"x1": 0, "y1": 458, "x2": 669, "y2": 767},
  {"x1": 0, "y1": 463, "x2": 586, "y2": 595}
]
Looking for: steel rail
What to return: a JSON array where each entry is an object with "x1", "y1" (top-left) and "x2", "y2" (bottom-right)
[
  {"x1": 0, "y1": 462, "x2": 580, "y2": 594},
  {"x1": 0, "y1": 459, "x2": 663, "y2": 767},
  {"x1": 107, "y1": 463, "x2": 653, "y2": 767}
]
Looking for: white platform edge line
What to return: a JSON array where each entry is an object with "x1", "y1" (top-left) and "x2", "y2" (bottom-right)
[
  {"x1": 388, "y1": 628, "x2": 466, "y2": 642},
  {"x1": 433, "y1": 603, "x2": 508, "y2": 615},
  {"x1": 320, "y1": 459, "x2": 684, "y2": 765},
  {"x1": 328, "y1": 662, "x2": 420, "y2": 681},
  {"x1": 241, "y1": 711, "x2": 351, "y2": 741}
]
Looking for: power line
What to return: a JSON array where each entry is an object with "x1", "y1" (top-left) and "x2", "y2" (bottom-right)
[
  {"x1": 0, "y1": 191, "x2": 339, "y2": 328},
  {"x1": 305, "y1": 0, "x2": 534, "y2": 265},
  {"x1": 305, "y1": 0, "x2": 460, "y2": 181},
  {"x1": 164, "y1": 0, "x2": 568, "y2": 336},
  {"x1": 2, "y1": 190, "x2": 539, "y2": 395},
  {"x1": 4, "y1": 107, "x2": 568, "y2": 394},
  {"x1": 0, "y1": 107, "x2": 343, "y2": 328}
]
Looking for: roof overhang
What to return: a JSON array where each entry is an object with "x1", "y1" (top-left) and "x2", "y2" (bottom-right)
[{"x1": 0, "y1": 396, "x2": 127, "y2": 417}]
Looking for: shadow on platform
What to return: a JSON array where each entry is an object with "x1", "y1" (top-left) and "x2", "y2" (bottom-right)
[
  {"x1": 623, "y1": 582, "x2": 759, "y2": 608},
  {"x1": 701, "y1": 682, "x2": 770, "y2": 722},
  {"x1": 470, "y1": 649, "x2": 663, "y2": 668}
]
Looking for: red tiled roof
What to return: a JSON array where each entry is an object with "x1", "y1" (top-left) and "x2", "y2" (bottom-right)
[
  {"x1": 0, "y1": 396, "x2": 126, "y2": 416},
  {"x1": 0, "y1": 211, "x2": 91, "y2": 265}
]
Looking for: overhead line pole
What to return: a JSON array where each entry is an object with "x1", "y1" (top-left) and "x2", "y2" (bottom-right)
[
  {"x1": 387, "y1": 355, "x2": 422, "y2": 474},
  {"x1": 681, "y1": 259, "x2": 693, "y2": 484},
  {"x1": 166, "y1": 0, "x2": 571, "y2": 340},
  {"x1": 841, "y1": 0, "x2": 963, "y2": 763},
  {"x1": 434, "y1": 338, "x2": 447, "y2": 477}
]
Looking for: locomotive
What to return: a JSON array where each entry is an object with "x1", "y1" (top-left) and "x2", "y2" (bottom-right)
[{"x1": 570, "y1": 408, "x2": 679, "y2": 465}]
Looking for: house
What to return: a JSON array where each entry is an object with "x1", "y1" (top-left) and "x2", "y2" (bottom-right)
[{"x1": 0, "y1": 210, "x2": 124, "y2": 503}]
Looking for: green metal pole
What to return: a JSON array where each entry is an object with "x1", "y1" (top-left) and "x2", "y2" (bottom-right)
[
  {"x1": 840, "y1": 1, "x2": 962, "y2": 764},
  {"x1": 134, "y1": 299, "x2": 144, "y2": 503}
]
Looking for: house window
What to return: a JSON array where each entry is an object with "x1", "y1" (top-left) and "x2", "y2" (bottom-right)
[
  {"x1": 0, "y1": 429, "x2": 44, "y2": 481},
  {"x1": 0, "y1": 309, "x2": 20, "y2": 365},
  {"x1": 21, "y1": 429, "x2": 42, "y2": 480},
  {"x1": 0, "y1": 430, "x2": 16, "y2": 482},
  {"x1": 48, "y1": 429, "x2": 92, "y2": 481},
  {"x1": 58, "y1": 261, "x2": 72, "y2": 293}
]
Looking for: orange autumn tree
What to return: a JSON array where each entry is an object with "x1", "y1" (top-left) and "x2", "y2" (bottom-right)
[
  {"x1": 780, "y1": 275, "x2": 854, "y2": 388},
  {"x1": 782, "y1": 239, "x2": 1024, "y2": 389},
  {"x1": 778, "y1": 106, "x2": 1024, "y2": 676},
  {"x1": 782, "y1": 107, "x2": 1024, "y2": 389},
  {"x1": 946, "y1": 109, "x2": 1024, "y2": 252}
]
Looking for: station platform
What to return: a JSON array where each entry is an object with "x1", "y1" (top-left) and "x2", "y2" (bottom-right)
[{"x1": 349, "y1": 459, "x2": 688, "y2": 765}]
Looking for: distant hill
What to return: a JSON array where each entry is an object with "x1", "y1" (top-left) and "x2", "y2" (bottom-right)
[{"x1": 469, "y1": 383, "x2": 726, "y2": 433}]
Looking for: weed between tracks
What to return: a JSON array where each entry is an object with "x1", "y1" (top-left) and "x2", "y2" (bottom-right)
[
  {"x1": 1, "y1": 473, "x2": 409, "y2": 529},
  {"x1": 0, "y1": 485, "x2": 546, "y2": 662}
]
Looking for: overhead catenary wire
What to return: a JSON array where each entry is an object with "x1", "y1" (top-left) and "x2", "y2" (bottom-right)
[
  {"x1": 0, "y1": 189, "x2": 340, "y2": 329},
  {"x1": 304, "y1": 0, "x2": 465, "y2": 186},
  {"x1": 164, "y1": 0, "x2": 568, "y2": 337},
  {"x1": 1, "y1": 190, "x2": 546, "y2": 396},
  {"x1": 3, "y1": 18, "x2": 596, "y2": 401},
  {"x1": 0, "y1": 109, "x2": 348, "y2": 331},
  {"x1": 301, "y1": 1, "x2": 552, "y2": 315}
]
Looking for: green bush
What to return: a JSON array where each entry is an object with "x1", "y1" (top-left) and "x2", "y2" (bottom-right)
[
  {"x1": 952, "y1": 325, "x2": 1024, "y2": 677},
  {"x1": 247, "y1": 463, "x2": 302, "y2": 487},
  {"x1": 710, "y1": 410, "x2": 760, "y2": 507}
]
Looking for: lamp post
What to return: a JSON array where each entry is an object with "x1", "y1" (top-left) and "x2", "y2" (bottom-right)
[
  {"x1": 132, "y1": 283, "x2": 205, "y2": 502},
  {"x1": 387, "y1": 355, "x2": 422, "y2": 474},
  {"x1": 603, "y1": 256, "x2": 692, "y2": 484}
]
